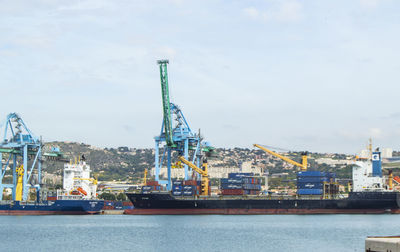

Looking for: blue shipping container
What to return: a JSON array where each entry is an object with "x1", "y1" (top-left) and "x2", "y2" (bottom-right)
[
  {"x1": 172, "y1": 185, "x2": 182, "y2": 192},
  {"x1": 220, "y1": 184, "x2": 243, "y2": 189},
  {"x1": 297, "y1": 177, "x2": 329, "y2": 183},
  {"x1": 297, "y1": 189, "x2": 323, "y2": 195},
  {"x1": 183, "y1": 191, "x2": 194, "y2": 196},
  {"x1": 172, "y1": 191, "x2": 182, "y2": 196},
  {"x1": 228, "y1": 173, "x2": 254, "y2": 178},
  {"x1": 221, "y1": 178, "x2": 242, "y2": 184},
  {"x1": 172, "y1": 181, "x2": 183, "y2": 185},
  {"x1": 242, "y1": 184, "x2": 262, "y2": 190},
  {"x1": 142, "y1": 186, "x2": 153, "y2": 191},
  {"x1": 297, "y1": 171, "x2": 326, "y2": 177},
  {"x1": 297, "y1": 182, "x2": 323, "y2": 189},
  {"x1": 183, "y1": 185, "x2": 196, "y2": 191}
]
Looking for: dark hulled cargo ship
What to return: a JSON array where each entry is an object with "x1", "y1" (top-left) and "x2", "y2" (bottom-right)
[
  {"x1": 125, "y1": 156, "x2": 400, "y2": 215},
  {"x1": 125, "y1": 191, "x2": 400, "y2": 215}
]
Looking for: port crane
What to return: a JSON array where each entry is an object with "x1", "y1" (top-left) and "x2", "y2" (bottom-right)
[
  {"x1": 254, "y1": 144, "x2": 308, "y2": 171},
  {"x1": 178, "y1": 156, "x2": 209, "y2": 196},
  {"x1": 0, "y1": 113, "x2": 43, "y2": 201},
  {"x1": 0, "y1": 113, "x2": 68, "y2": 201},
  {"x1": 154, "y1": 60, "x2": 213, "y2": 190}
]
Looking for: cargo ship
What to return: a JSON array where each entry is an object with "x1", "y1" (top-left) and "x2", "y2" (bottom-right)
[
  {"x1": 125, "y1": 149, "x2": 400, "y2": 215},
  {"x1": 0, "y1": 159, "x2": 104, "y2": 215},
  {"x1": 0, "y1": 199, "x2": 103, "y2": 215},
  {"x1": 125, "y1": 191, "x2": 400, "y2": 215}
]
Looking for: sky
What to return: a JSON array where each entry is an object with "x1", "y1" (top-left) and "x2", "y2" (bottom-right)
[{"x1": 0, "y1": 0, "x2": 399, "y2": 153}]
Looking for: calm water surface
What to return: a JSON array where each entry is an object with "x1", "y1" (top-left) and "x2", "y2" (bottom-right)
[{"x1": 1, "y1": 214, "x2": 399, "y2": 252}]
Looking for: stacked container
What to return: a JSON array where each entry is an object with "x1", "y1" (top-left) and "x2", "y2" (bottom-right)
[
  {"x1": 221, "y1": 174, "x2": 244, "y2": 195},
  {"x1": 141, "y1": 180, "x2": 162, "y2": 193},
  {"x1": 183, "y1": 185, "x2": 196, "y2": 196},
  {"x1": 297, "y1": 171, "x2": 336, "y2": 195},
  {"x1": 172, "y1": 180, "x2": 183, "y2": 196},
  {"x1": 242, "y1": 176, "x2": 262, "y2": 195},
  {"x1": 221, "y1": 173, "x2": 261, "y2": 195}
]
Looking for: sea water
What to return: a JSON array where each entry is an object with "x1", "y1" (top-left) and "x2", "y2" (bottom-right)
[{"x1": 1, "y1": 214, "x2": 399, "y2": 251}]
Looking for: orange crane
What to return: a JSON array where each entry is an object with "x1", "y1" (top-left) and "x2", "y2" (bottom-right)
[{"x1": 254, "y1": 144, "x2": 308, "y2": 171}]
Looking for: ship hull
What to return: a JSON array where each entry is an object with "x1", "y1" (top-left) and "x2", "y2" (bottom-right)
[
  {"x1": 125, "y1": 192, "x2": 400, "y2": 215},
  {"x1": 0, "y1": 200, "x2": 104, "y2": 215}
]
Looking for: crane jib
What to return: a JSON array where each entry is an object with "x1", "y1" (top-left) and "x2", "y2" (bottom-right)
[{"x1": 158, "y1": 61, "x2": 174, "y2": 147}]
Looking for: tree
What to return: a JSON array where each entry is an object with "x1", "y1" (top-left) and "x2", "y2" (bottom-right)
[
  {"x1": 116, "y1": 193, "x2": 127, "y2": 201},
  {"x1": 99, "y1": 192, "x2": 116, "y2": 200}
]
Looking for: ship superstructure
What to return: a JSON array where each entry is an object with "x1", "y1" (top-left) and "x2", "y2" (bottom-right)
[{"x1": 58, "y1": 159, "x2": 98, "y2": 200}]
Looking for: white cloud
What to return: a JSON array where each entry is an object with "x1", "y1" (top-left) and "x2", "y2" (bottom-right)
[
  {"x1": 56, "y1": 0, "x2": 115, "y2": 11},
  {"x1": 368, "y1": 128, "x2": 383, "y2": 139},
  {"x1": 243, "y1": 7, "x2": 259, "y2": 19},
  {"x1": 359, "y1": 0, "x2": 380, "y2": 8},
  {"x1": 242, "y1": 1, "x2": 303, "y2": 23},
  {"x1": 156, "y1": 46, "x2": 177, "y2": 58},
  {"x1": 276, "y1": 1, "x2": 303, "y2": 22}
]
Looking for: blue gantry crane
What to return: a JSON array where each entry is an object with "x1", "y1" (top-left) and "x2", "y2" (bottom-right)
[
  {"x1": 154, "y1": 60, "x2": 212, "y2": 190},
  {"x1": 0, "y1": 113, "x2": 43, "y2": 201}
]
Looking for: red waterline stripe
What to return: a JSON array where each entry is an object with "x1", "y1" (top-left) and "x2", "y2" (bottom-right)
[
  {"x1": 124, "y1": 208, "x2": 400, "y2": 215},
  {"x1": 0, "y1": 210, "x2": 100, "y2": 215}
]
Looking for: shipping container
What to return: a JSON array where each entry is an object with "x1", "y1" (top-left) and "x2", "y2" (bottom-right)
[
  {"x1": 228, "y1": 173, "x2": 254, "y2": 179},
  {"x1": 172, "y1": 185, "x2": 182, "y2": 192},
  {"x1": 242, "y1": 184, "x2": 262, "y2": 190},
  {"x1": 243, "y1": 190, "x2": 259, "y2": 195},
  {"x1": 221, "y1": 189, "x2": 244, "y2": 195},
  {"x1": 297, "y1": 171, "x2": 326, "y2": 177},
  {"x1": 297, "y1": 176, "x2": 329, "y2": 183},
  {"x1": 242, "y1": 177, "x2": 261, "y2": 184},
  {"x1": 220, "y1": 184, "x2": 243, "y2": 190},
  {"x1": 172, "y1": 191, "x2": 182, "y2": 196},
  {"x1": 172, "y1": 180, "x2": 183, "y2": 186},
  {"x1": 297, "y1": 189, "x2": 323, "y2": 195},
  {"x1": 297, "y1": 182, "x2": 324, "y2": 189},
  {"x1": 183, "y1": 185, "x2": 196, "y2": 191},
  {"x1": 142, "y1": 186, "x2": 153, "y2": 191},
  {"x1": 146, "y1": 181, "x2": 159, "y2": 186},
  {"x1": 183, "y1": 191, "x2": 194, "y2": 196},
  {"x1": 220, "y1": 178, "x2": 242, "y2": 184},
  {"x1": 183, "y1": 180, "x2": 197, "y2": 186}
]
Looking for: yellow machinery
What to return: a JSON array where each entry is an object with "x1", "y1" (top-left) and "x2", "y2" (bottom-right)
[
  {"x1": 143, "y1": 168, "x2": 148, "y2": 185},
  {"x1": 171, "y1": 161, "x2": 183, "y2": 169},
  {"x1": 73, "y1": 177, "x2": 98, "y2": 185},
  {"x1": 254, "y1": 144, "x2": 308, "y2": 171},
  {"x1": 15, "y1": 165, "x2": 24, "y2": 201},
  {"x1": 178, "y1": 156, "x2": 209, "y2": 196},
  {"x1": 389, "y1": 170, "x2": 393, "y2": 190}
]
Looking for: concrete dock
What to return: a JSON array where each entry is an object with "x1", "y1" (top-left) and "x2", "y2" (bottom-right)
[{"x1": 366, "y1": 236, "x2": 400, "y2": 252}]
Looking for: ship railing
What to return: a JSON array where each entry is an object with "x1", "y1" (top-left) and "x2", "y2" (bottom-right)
[{"x1": 0, "y1": 200, "x2": 13, "y2": 205}]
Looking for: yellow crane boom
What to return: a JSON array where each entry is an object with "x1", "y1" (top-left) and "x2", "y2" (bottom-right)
[
  {"x1": 143, "y1": 168, "x2": 148, "y2": 185},
  {"x1": 254, "y1": 144, "x2": 307, "y2": 171},
  {"x1": 73, "y1": 177, "x2": 98, "y2": 185},
  {"x1": 178, "y1": 156, "x2": 209, "y2": 196}
]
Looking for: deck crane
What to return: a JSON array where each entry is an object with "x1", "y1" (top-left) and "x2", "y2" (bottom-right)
[
  {"x1": 254, "y1": 144, "x2": 308, "y2": 171},
  {"x1": 154, "y1": 60, "x2": 212, "y2": 190},
  {"x1": 178, "y1": 156, "x2": 209, "y2": 196}
]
